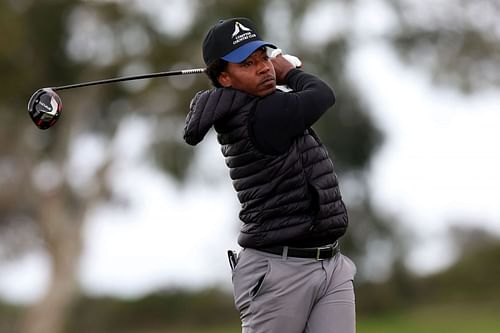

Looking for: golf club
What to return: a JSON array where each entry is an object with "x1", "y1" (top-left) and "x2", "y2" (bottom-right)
[{"x1": 28, "y1": 68, "x2": 206, "y2": 130}]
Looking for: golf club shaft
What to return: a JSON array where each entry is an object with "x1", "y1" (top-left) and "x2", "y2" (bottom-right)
[{"x1": 51, "y1": 68, "x2": 206, "y2": 91}]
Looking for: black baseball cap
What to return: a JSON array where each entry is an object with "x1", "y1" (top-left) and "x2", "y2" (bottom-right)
[{"x1": 202, "y1": 17, "x2": 276, "y2": 65}]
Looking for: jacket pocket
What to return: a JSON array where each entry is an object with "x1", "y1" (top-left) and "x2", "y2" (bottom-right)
[
  {"x1": 307, "y1": 183, "x2": 320, "y2": 231},
  {"x1": 307, "y1": 183, "x2": 320, "y2": 216}
]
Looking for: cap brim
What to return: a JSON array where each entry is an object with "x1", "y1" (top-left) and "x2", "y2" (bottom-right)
[{"x1": 222, "y1": 40, "x2": 277, "y2": 63}]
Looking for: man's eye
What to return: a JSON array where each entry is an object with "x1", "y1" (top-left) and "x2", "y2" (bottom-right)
[
  {"x1": 263, "y1": 55, "x2": 269, "y2": 61},
  {"x1": 242, "y1": 61, "x2": 252, "y2": 67}
]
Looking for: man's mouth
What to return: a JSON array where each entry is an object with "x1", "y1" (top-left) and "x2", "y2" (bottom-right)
[{"x1": 259, "y1": 76, "x2": 276, "y2": 87}]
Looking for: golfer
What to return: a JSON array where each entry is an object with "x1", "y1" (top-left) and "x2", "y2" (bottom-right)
[{"x1": 184, "y1": 17, "x2": 356, "y2": 333}]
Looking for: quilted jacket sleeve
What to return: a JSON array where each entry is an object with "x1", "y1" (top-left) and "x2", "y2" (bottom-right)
[{"x1": 183, "y1": 88, "x2": 250, "y2": 146}]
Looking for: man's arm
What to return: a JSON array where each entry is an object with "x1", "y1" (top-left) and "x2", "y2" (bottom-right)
[{"x1": 251, "y1": 69, "x2": 336, "y2": 154}]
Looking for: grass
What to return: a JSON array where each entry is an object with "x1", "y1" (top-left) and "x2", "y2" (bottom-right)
[
  {"x1": 142, "y1": 327, "x2": 238, "y2": 333},
  {"x1": 357, "y1": 303, "x2": 500, "y2": 333},
  {"x1": 151, "y1": 303, "x2": 500, "y2": 333}
]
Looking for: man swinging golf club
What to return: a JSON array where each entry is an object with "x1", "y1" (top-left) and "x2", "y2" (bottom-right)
[{"x1": 184, "y1": 17, "x2": 356, "y2": 333}]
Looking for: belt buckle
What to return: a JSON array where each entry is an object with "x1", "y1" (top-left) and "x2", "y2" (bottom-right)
[
  {"x1": 315, "y1": 242, "x2": 338, "y2": 260},
  {"x1": 316, "y1": 245, "x2": 332, "y2": 260}
]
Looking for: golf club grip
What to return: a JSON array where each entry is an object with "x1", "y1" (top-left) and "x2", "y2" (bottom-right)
[{"x1": 51, "y1": 68, "x2": 206, "y2": 91}]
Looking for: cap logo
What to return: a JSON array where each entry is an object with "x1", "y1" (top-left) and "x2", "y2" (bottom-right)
[{"x1": 231, "y1": 21, "x2": 256, "y2": 45}]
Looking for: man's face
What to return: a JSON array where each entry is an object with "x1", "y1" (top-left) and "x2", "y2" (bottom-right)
[{"x1": 218, "y1": 48, "x2": 276, "y2": 97}]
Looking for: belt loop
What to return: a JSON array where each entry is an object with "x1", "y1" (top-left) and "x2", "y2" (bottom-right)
[{"x1": 282, "y1": 246, "x2": 289, "y2": 260}]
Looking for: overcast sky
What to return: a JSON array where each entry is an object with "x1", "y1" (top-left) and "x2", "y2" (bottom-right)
[{"x1": 348, "y1": 41, "x2": 500, "y2": 273}]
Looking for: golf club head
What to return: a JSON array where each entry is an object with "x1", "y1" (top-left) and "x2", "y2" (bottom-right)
[{"x1": 27, "y1": 88, "x2": 62, "y2": 130}]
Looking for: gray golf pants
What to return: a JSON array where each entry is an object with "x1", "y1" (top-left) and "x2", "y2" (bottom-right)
[{"x1": 231, "y1": 247, "x2": 356, "y2": 333}]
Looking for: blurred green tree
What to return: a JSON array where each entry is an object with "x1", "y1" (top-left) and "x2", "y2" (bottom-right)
[{"x1": 388, "y1": 0, "x2": 500, "y2": 92}]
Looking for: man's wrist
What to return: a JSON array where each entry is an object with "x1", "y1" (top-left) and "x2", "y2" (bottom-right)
[{"x1": 283, "y1": 68, "x2": 301, "y2": 86}]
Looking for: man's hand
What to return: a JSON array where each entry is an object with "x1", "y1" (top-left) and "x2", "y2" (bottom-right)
[
  {"x1": 270, "y1": 49, "x2": 302, "y2": 87},
  {"x1": 271, "y1": 54, "x2": 296, "y2": 85}
]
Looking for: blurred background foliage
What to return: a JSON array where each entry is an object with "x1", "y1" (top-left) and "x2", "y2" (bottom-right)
[{"x1": 0, "y1": 0, "x2": 499, "y2": 332}]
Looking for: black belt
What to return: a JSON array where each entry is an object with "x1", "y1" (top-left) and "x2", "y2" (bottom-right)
[{"x1": 257, "y1": 241, "x2": 339, "y2": 260}]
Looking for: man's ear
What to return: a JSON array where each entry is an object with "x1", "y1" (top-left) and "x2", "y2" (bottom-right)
[{"x1": 218, "y1": 72, "x2": 232, "y2": 87}]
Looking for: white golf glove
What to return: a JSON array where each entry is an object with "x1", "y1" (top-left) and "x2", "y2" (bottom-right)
[
  {"x1": 270, "y1": 48, "x2": 302, "y2": 91},
  {"x1": 270, "y1": 48, "x2": 302, "y2": 68}
]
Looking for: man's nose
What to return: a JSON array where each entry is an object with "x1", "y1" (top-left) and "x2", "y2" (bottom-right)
[{"x1": 257, "y1": 60, "x2": 270, "y2": 73}]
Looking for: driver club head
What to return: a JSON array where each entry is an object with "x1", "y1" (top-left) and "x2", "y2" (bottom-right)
[{"x1": 27, "y1": 88, "x2": 62, "y2": 130}]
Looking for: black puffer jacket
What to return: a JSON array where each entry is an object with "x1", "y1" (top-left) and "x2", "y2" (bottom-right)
[{"x1": 184, "y1": 85, "x2": 348, "y2": 248}]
